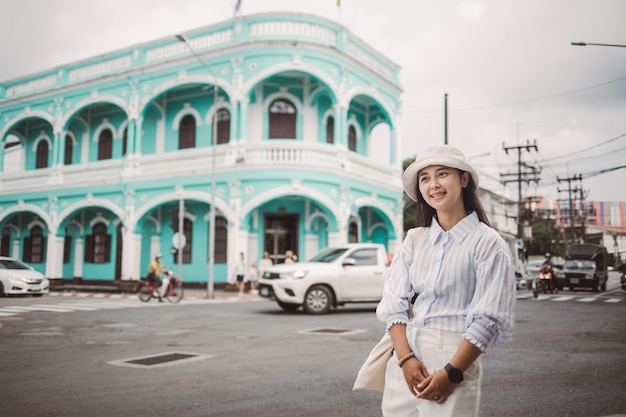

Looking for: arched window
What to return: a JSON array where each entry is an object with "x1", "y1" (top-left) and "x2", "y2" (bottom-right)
[
  {"x1": 179, "y1": 115, "x2": 196, "y2": 149},
  {"x1": 1, "y1": 227, "x2": 11, "y2": 257},
  {"x1": 64, "y1": 135, "x2": 73, "y2": 165},
  {"x1": 174, "y1": 219, "x2": 193, "y2": 264},
  {"x1": 216, "y1": 109, "x2": 230, "y2": 145},
  {"x1": 122, "y1": 127, "x2": 128, "y2": 156},
  {"x1": 84, "y1": 223, "x2": 111, "y2": 264},
  {"x1": 23, "y1": 226, "x2": 45, "y2": 263},
  {"x1": 98, "y1": 129, "x2": 113, "y2": 160},
  {"x1": 214, "y1": 216, "x2": 228, "y2": 263},
  {"x1": 35, "y1": 141, "x2": 49, "y2": 169},
  {"x1": 348, "y1": 126, "x2": 357, "y2": 152},
  {"x1": 348, "y1": 222, "x2": 358, "y2": 243},
  {"x1": 326, "y1": 116, "x2": 334, "y2": 144},
  {"x1": 269, "y1": 99, "x2": 296, "y2": 139}
]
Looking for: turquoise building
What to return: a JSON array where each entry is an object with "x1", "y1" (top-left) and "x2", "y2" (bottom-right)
[{"x1": 0, "y1": 13, "x2": 404, "y2": 287}]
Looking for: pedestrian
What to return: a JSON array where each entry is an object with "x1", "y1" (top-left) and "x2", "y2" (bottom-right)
[
  {"x1": 284, "y1": 249, "x2": 297, "y2": 263},
  {"x1": 234, "y1": 252, "x2": 246, "y2": 296},
  {"x1": 258, "y1": 251, "x2": 274, "y2": 279},
  {"x1": 248, "y1": 261, "x2": 259, "y2": 294},
  {"x1": 376, "y1": 145, "x2": 516, "y2": 417}
]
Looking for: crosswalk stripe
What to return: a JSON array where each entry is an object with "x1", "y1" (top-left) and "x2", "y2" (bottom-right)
[
  {"x1": 605, "y1": 298, "x2": 621, "y2": 303},
  {"x1": 577, "y1": 297, "x2": 597, "y2": 303},
  {"x1": 552, "y1": 296, "x2": 576, "y2": 302},
  {"x1": 0, "y1": 312, "x2": 17, "y2": 316}
]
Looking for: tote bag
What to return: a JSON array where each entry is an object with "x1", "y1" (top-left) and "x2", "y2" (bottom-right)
[{"x1": 352, "y1": 227, "x2": 424, "y2": 392}]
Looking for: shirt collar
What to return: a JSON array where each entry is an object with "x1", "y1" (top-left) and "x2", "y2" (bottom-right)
[{"x1": 429, "y1": 212, "x2": 479, "y2": 244}]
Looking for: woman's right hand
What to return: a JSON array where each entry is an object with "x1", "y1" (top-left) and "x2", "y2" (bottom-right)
[{"x1": 402, "y1": 358, "x2": 430, "y2": 396}]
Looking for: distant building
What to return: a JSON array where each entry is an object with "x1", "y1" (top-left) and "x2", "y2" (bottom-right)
[{"x1": 0, "y1": 13, "x2": 404, "y2": 287}]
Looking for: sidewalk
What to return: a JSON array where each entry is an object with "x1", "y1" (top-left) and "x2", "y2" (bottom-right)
[{"x1": 48, "y1": 287, "x2": 263, "y2": 302}]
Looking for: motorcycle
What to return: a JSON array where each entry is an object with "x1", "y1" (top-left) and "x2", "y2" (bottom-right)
[
  {"x1": 621, "y1": 269, "x2": 626, "y2": 291},
  {"x1": 533, "y1": 266, "x2": 557, "y2": 298}
]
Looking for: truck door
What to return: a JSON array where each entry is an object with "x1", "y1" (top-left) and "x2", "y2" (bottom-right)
[{"x1": 339, "y1": 248, "x2": 385, "y2": 300}]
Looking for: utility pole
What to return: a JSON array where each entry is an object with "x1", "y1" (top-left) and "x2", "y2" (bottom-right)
[
  {"x1": 557, "y1": 174, "x2": 583, "y2": 243},
  {"x1": 501, "y1": 140, "x2": 540, "y2": 239},
  {"x1": 444, "y1": 93, "x2": 448, "y2": 145}
]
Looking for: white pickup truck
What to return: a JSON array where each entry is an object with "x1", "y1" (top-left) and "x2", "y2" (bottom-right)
[{"x1": 257, "y1": 243, "x2": 389, "y2": 314}]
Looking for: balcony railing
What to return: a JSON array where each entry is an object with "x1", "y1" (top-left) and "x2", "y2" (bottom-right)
[{"x1": 0, "y1": 142, "x2": 400, "y2": 195}]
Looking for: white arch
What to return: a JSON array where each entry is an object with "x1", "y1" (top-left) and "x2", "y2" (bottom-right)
[
  {"x1": 367, "y1": 222, "x2": 387, "y2": 238},
  {"x1": 344, "y1": 86, "x2": 396, "y2": 130},
  {"x1": 242, "y1": 62, "x2": 339, "y2": 104},
  {"x1": 353, "y1": 197, "x2": 396, "y2": 237},
  {"x1": 32, "y1": 133, "x2": 52, "y2": 151},
  {"x1": 1, "y1": 223, "x2": 21, "y2": 238},
  {"x1": 64, "y1": 130, "x2": 78, "y2": 146},
  {"x1": 89, "y1": 213, "x2": 111, "y2": 228},
  {"x1": 305, "y1": 210, "x2": 330, "y2": 231},
  {"x1": 241, "y1": 185, "x2": 339, "y2": 228},
  {"x1": 62, "y1": 95, "x2": 129, "y2": 129},
  {"x1": 346, "y1": 115, "x2": 363, "y2": 143},
  {"x1": 263, "y1": 91, "x2": 303, "y2": 115},
  {"x1": 172, "y1": 104, "x2": 204, "y2": 128},
  {"x1": 1, "y1": 110, "x2": 55, "y2": 139},
  {"x1": 26, "y1": 219, "x2": 46, "y2": 231},
  {"x1": 204, "y1": 102, "x2": 230, "y2": 125},
  {"x1": 54, "y1": 198, "x2": 125, "y2": 232},
  {"x1": 139, "y1": 76, "x2": 232, "y2": 116},
  {"x1": 0, "y1": 204, "x2": 51, "y2": 230},
  {"x1": 130, "y1": 190, "x2": 234, "y2": 232},
  {"x1": 92, "y1": 120, "x2": 117, "y2": 143}
]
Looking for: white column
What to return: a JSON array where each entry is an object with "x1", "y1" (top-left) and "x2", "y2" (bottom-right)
[
  {"x1": 122, "y1": 231, "x2": 142, "y2": 280},
  {"x1": 44, "y1": 235, "x2": 64, "y2": 279},
  {"x1": 304, "y1": 234, "x2": 318, "y2": 260},
  {"x1": 73, "y1": 238, "x2": 84, "y2": 278},
  {"x1": 11, "y1": 239, "x2": 20, "y2": 259}
]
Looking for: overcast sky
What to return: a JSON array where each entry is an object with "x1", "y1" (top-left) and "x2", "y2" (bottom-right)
[{"x1": 1, "y1": 0, "x2": 625, "y2": 203}]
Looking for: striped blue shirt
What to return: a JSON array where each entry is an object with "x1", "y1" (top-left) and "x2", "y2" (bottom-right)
[{"x1": 376, "y1": 212, "x2": 516, "y2": 354}]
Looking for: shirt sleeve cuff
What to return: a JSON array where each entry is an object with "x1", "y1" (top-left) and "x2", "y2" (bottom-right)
[
  {"x1": 385, "y1": 315, "x2": 409, "y2": 333},
  {"x1": 463, "y1": 318, "x2": 498, "y2": 352}
]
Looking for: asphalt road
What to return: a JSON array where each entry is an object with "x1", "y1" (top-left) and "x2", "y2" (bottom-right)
[{"x1": 0, "y1": 276, "x2": 625, "y2": 417}]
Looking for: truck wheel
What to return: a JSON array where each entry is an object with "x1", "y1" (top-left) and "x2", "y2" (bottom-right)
[
  {"x1": 304, "y1": 285, "x2": 333, "y2": 314},
  {"x1": 277, "y1": 300, "x2": 300, "y2": 312}
]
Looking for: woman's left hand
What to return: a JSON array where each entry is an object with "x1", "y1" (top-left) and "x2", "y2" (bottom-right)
[{"x1": 415, "y1": 369, "x2": 456, "y2": 403}]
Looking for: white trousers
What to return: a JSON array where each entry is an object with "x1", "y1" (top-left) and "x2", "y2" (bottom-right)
[{"x1": 382, "y1": 329, "x2": 482, "y2": 417}]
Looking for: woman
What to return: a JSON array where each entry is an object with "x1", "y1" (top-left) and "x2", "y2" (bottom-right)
[{"x1": 376, "y1": 145, "x2": 516, "y2": 417}]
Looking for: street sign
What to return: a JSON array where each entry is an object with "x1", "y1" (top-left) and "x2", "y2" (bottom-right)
[
  {"x1": 172, "y1": 232, "x2": 187, "y2": 250},
  {"x1": 515, "y1": 239, "x2": 523, "y2": 249}
]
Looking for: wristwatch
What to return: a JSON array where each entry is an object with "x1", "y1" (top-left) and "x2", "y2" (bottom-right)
[{"x1": 444, "y1": 363, "x2": 464, "y2": 384}]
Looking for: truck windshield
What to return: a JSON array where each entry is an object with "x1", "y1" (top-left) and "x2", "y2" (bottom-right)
[
  {"x1": 309, "y1": 248, "x2": 348, "y2": 263},
  {"x1": 564, "y1": 260, "x2": 596, "y2": 270}
]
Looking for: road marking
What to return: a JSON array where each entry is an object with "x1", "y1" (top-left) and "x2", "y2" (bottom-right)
[
  {"x1": 605, "y1": 298, "x2": 622, "y2": 303},
  {"x1": 552, "y1": 296, "x2": 576, "y2": 302},
  {"x1": 577, "y1": 297, "x2": 597, "y2": 303},
  {"x1": 0, "y1": 311, "x2": 18, "y2": 316}
]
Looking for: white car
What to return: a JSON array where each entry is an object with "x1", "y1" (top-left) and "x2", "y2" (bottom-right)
[
  {"x1": 258, "y1": 243, "x2": 389, "y2": 314},
  {"x1": 0, "y1": 257, "x2": 49, "y2": 297}
]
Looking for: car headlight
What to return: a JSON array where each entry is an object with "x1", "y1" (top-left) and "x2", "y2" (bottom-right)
[{"x1": 282, "y1": 270, "x2": 308, "y2": 279}]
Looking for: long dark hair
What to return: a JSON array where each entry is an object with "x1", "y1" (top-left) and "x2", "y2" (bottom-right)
[{"x1": 414, "y1": 170, "x2": 491, "y2": 227}]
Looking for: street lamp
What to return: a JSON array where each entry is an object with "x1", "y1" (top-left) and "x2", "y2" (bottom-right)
[
  {"x1": 571, "y1": 41, "x2": 626, "y2": 48},
  {"x1": 176, "y1": 34, "x2": 218, "y2": 299}
]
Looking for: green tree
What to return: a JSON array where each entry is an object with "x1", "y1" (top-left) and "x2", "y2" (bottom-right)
[{"x1": 527, "y1": 219, "x2": 565, "y2": 257}]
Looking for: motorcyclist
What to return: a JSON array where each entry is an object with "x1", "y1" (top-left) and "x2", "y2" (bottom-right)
[
  {"x1": 147, "y1": 252, "x2": 166, "y2": 302},
  {"x1": 540, "y1": 252, "x2": 555, "y2": 292}
]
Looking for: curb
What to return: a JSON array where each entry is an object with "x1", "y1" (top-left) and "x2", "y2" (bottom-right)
[{"x1": 47, "y1": 291, "x2": 263, "y2": 302}]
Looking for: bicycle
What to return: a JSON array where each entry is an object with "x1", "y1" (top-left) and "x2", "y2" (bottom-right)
[{"x1": 135, "y1": 270, "x2": 183, "y2": 303}]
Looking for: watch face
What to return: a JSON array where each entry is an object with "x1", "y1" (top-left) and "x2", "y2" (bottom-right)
[{"x1": 445, "y1": 364, "x2": 464, "y2": 383}]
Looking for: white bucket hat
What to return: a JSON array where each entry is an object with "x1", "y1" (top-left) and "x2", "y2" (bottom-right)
[{"x1": 402, "y1": 145, "x2": 479, "y2": 202}]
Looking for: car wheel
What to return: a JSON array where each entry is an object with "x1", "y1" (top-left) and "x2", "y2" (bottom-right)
[
  {"x1": 303, "y1": 285, "x2": 333, "y2": 314},
  {"x1": 0, "y1": 282, "x2": 5, "y2": 297},
  {"x1": 277, "y1": 300, "x2": 300, "y2": 312}
]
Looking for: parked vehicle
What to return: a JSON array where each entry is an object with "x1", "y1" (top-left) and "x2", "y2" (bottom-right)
[
  {"x1": 0, "y1": 257, "x2": 49, "y2": 297},
  {"x1": 135, "y1": 270, "x2": 183, "y2": 303},
  {"x1": 555, "y1": 244, "x2": 608, "y2": 292},
  {"x1": 258, "y1": 243, "x2": 389, "y2": 314}
]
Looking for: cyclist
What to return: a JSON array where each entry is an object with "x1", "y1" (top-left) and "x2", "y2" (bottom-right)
[{"x1": 147, "y1": 252, "x2": 166, "y2": 302}]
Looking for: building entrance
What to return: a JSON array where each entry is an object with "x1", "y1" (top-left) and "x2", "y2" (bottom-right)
[{"x1": 264, "y1": 214, "x2": 298, "y2": 264}]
